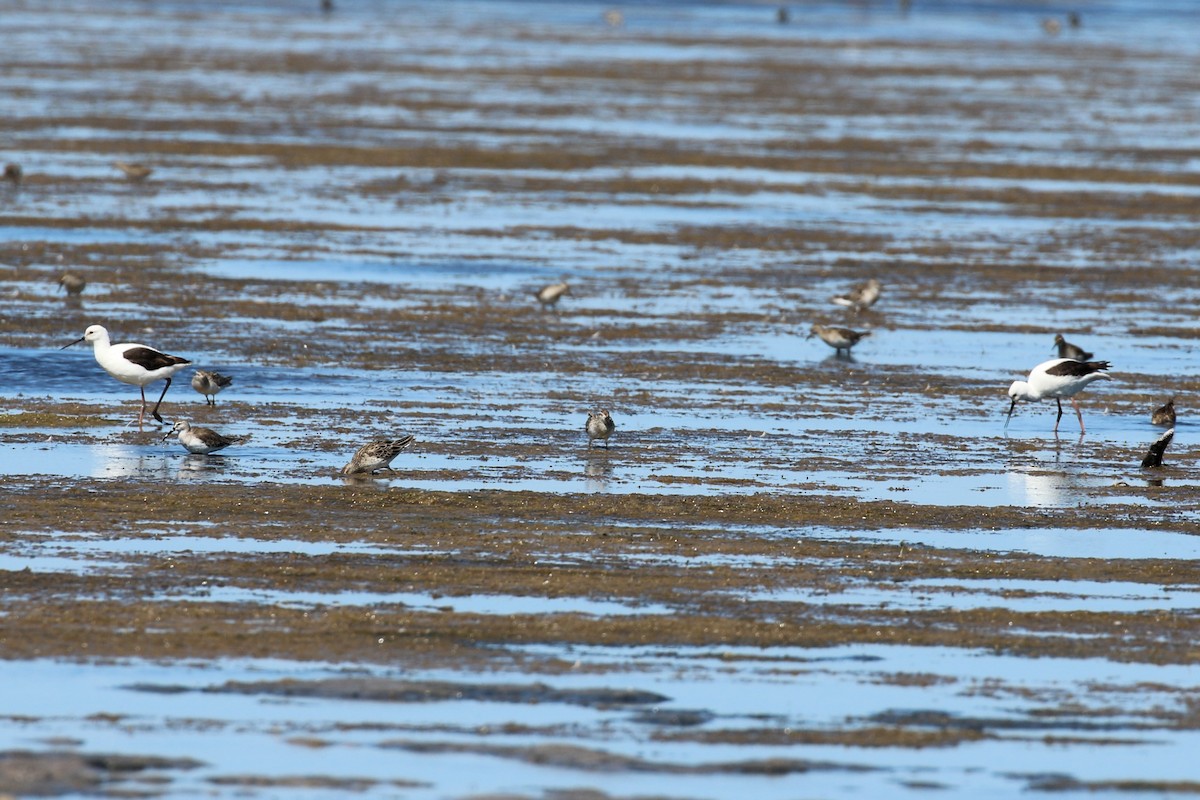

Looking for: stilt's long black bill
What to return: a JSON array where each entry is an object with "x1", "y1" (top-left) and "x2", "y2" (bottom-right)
[
  {"x1": 1004, "y1": 399, "x2": 1017, "y2": 428},
  {"x1": 60, "y1": 335, "x2": 85, "y2": 350}
]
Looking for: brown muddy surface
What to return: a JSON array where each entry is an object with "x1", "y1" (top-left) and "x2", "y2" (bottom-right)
[{"x1": 3, "y1": 1, "x2": 1200, "y2": 798}]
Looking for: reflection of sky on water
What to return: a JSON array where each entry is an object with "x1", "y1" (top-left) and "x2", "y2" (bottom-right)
[{"x1": 3, "y1": 643, "x2": 1200, "y2": 799}]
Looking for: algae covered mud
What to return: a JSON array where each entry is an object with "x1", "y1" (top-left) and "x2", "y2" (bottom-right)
[{"x1": 4, "y1": 0, "x2": 1200, "y2": 796}]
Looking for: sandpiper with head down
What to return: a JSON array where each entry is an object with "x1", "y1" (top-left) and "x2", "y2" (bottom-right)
[
  {"x1": 535, "y1": 281, "x2": 569, "y2": 309},
  {"x1": 192, "y1": 369, "x2": 233, "y2": 406},
  {"x1": 341, "y1": 435, "x2": 415, "y2": 475},
  {"x1": 62, "y1": 324, "x2": 191, "y2": 430},
  {"x1": 163, "y1": 420, "x2": 247, "y2": 455},
  {"x1": 114, "y1": 161, "x2": 153, "y2": 182},
  {"x1": 809, "y1": 324, "x2": 870, "y2": 357},
  {"x1": 586, "y1": 409, "x2": 615, "y2": 449},
  {"x1": 57, "y1": 272, "x2": 86, "y2": 296},
  {"x1": 1005, "y1": 358, "x2": 1111, "y2": 434}
]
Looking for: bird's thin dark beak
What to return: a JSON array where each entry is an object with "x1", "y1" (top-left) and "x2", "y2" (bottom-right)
[
  {"x1": 1004, "y1": 398, "x2": 1017, "y2": 428},
  {"x1": 161, "y1": 430, "x2": 174, "y2": 443},
  {"x1": 60, "y1": 335, "x2": 84, "y2": 350}
]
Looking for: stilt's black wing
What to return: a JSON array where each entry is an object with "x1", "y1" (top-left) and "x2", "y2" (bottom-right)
[
  {"x1": 122, "y1": 347, "x2": 191, "y2": 371},
  {"x1": 1045, "y1": 359, "x2": 1110, "y2": 377},
  {"x1": 1141, "y1": 428, "x2": 1174, "y2": 469}
]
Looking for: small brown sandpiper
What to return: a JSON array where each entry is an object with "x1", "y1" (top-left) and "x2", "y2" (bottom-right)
[
  {"x1": 191, "y1": 370, "x2": 233, "y2": 406},
  {"x1": 586, "y1": 409, "x2": 615, "y2": 449}
]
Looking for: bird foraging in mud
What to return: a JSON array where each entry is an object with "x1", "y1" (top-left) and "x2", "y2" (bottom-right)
[
  {"x1": 341, "y1": 435, "x2": 415, "y2": 475},
  {"x1": 1141, "y1": 427, "x2": 1174, "y2": 469},
  {"x1": 586, "y1": 409, "x2": 616, "y2": 449},
  {"x1": 62, "y1": 324, "x2": 191, "y2": 431},
  {"x1": 3, "y1": 163, "x2": 21, "y2": 186},
  {"x1": 1005, "y1": 358, "x2": 1111, "y2": 434},
  {"x1": 113, "y1": 161, "x2": 153, "y2": 182},
  {"x1": 809, "y1": 324, "x2": 870, "y2": 357},
  {"x1": 1152, "y1": 398, "x2": 1176, "y2": 427},
  {"x1": 1053, "y1": 333, "x2": 1093, "y2": 361},
  {"x1": 57, "y1": 272, "x2": 86, "y2": 296},
  {"x1": 192, "y1": 369, "x2": 233, "y2": 406},
  {"x1": 163, "y1": 420, "x2": 248, "y2": 455},
  {"x1": 535, "y1": 281, "x2": 569, "y2": 309},
  {"x1": 831, "y1": 278, "x2": 881, "y2": 312}
]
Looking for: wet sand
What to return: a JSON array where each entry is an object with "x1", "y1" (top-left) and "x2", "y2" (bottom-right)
[{"x1": 3, "y1": 1, "x2": 1200, "y2": 797}]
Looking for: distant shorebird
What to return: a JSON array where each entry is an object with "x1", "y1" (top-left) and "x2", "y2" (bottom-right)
[
  {"x1": 586, "y1": 409, "x2": 615, "y2": 449},
  {"x1": 809, "y1": 324, "x2": 870, "y2": 357},
  {"x1": 164, "y1": 420, "x2": 246, "y2": 455},
  {"x1": 1005, "y1": 358, "x2": 1112, "y2": 434},
  {"x1": 776, "y1": 6, "x2": 789, "y2": 23},
  {"x1": 1053, "y1": 334, "x2": 1093, "y2": 361},
  {"x1": 57, "y1": 272, "x2": 86, "y2": 296},
  {"x1": 114, "y1": 161, "x2": 153, "y2": 182},
  {"x1": 831, "y1": 279, "x2": 881, "y2": 312},
  {"x1": 536, "y1": 281, "x2": 569, "y2": 308},
  {"x1": 603, "y1": 8, "x2": 623, "y2": 27},
  {"x1": 341, "y1": 435, "x2": 415, "y2": 475},
  {"x1": 62, "y1": 324, "x2": 191, "y2": 430},
  {"x1": 2, "y1": 163, "x2": 21, "y2": 186},
  {"x1": 1041, "y1": 17, "x2": 1062, "y2": 36},
  {"x1": 1141, "y1": 427, "x2": 1174, "y2": 469},
  {"x1": 191, "y1": 370, "x2": 233, "y2": 406},
  {"x1": 1152, "y1": 398, "x2": 1176, "y2": 427}
]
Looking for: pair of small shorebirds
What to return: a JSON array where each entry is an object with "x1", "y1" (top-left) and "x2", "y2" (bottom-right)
[{"x1": 811, "y1": 278, "x2": 882, "y2": 356}]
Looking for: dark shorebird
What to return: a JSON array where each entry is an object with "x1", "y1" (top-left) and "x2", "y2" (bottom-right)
[
  {"x1": 1141, "y1": 428, "x2": 1174, "y2": 469},
  {"x1": 1005, "y1": 358, "x2": 1111, "y2": 434},
  {"x1": 776, "y1": 6, "x2": 789, "y2": 24},
  {"x1": 341, "y1": 435, "x2": 415, "y2": 475},
  {"x1": 535, "y1": 281, "x2": 569, "y2": 309},
  {"x1": 1152, "y1": 398, "x2": 1176, "y2": 427},
  {"x1": 586, "y1": 409, "x2": 615, "y2": 449},
  {"x1": 831, "y1": 279, "x2": 881, "y2": 312},
  {"x1": 3, "y1": 163, "x2": 21, "y2": 186},
  {"x1": 163, "y1": 420, "x2": 247, "y2": 455},
  {"x1": 1053, "y1": 333, "x2": 1093, "y2": 361},
  {"x1": 57, "y1": 272, "x2": 86, "y2": 296},
  {"x1": 191, "y1": 369, "x2": 233, "y2": 406},
  {"x1": 62, "y1": 324, "x2": 191, "y2": 430},
  {"x1": 114, "y1": 161, "x2": 153, "y2": 182},
  {"x1": 809, "y1": 324, "x2": 870, "y2": 357}
]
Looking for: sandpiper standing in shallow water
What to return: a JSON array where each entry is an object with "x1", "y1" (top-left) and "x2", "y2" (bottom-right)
[
  {"x1": 1152, "y1": 398, "x2": 1176, "y2": 427},
  {"x1": 2, "y1": 163, "x2": 21, "y2": 187},
  {"x1": 57, "y1": 272, "x2": 86, "y2": 296},
  {"x1": 536, "y1": 281, "x2": 569, "y2": 309},
  {"x1": 1053, "y1": 333, "x2": 1093, "y2": 361},
  {"x1": 586, "y1": 409, "x2": 615, "y2": 449},
  {"x1": 831, "y1": 279, "x2": 881, "y2": 312},
  {"x1": 114, "y1": 161, "x2": 153, "y2": 182},
  {"x1": 62, "y1": 324, "x2": 191, "y2": 430},
  {"x1": 163, "y1": 420, "x2": 247, "y2": 455},
  {"x1": 1005, "y1": 358, "x2": 1111, "y2": 434},
  {"x1": 809, "y1": 324, "x2": 870, "y2": 357},
  {"x1": 192, "y1": 370, "x2": 233, "y2": 406},
  {"x1": 341, "y1": 435, "x2": 415, "y2": 475}
]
